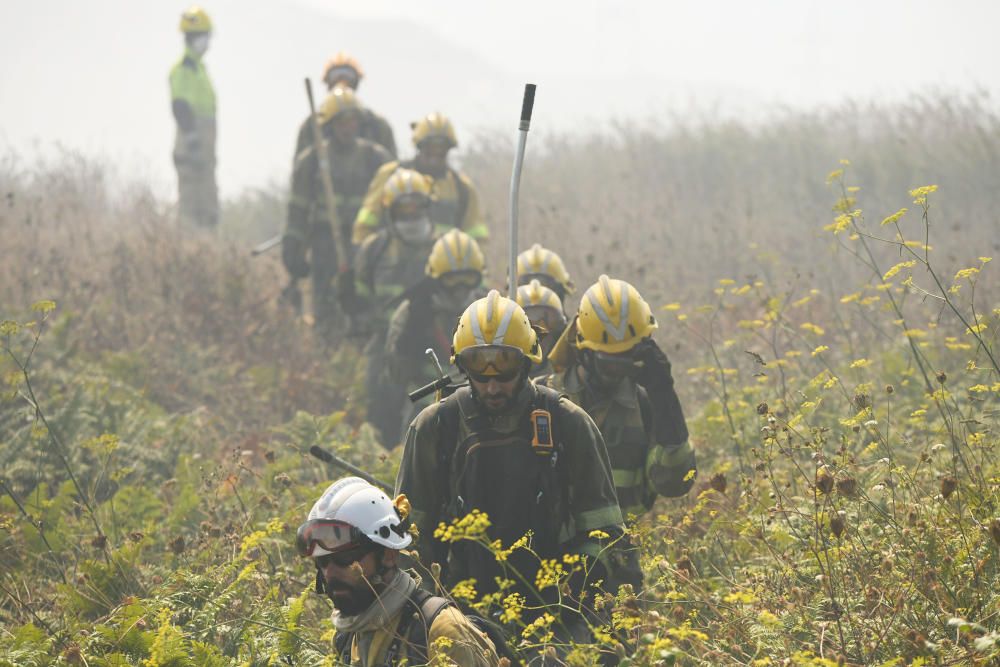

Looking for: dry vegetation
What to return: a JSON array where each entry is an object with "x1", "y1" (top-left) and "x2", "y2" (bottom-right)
[{"x1": 1, "y1": 94, "x2": 999, "y2": 665}]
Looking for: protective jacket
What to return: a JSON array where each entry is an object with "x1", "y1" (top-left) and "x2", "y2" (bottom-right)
[
  {"x1": 540, "y1": 364, "x2": 696, "y2": 518},
  {"x1": 282, "y1": 137, "x2": 390, "y2": 340},
  {"x1": 353, "y1": 161, "x2": 487, "y2": 244},
  {"x1": 169, "y1": 47, "x2": 217, "y2": 227},
  {"x1": 395, "y1": 382, "x2": 623, "y2": 605},
  {"x1": 285, "y1": 137, "x2": 392, "y2": 252},
  {"x1": 336, "y1": 588, "x2": 498, "y2": 666},
  {"x1": 349, "y1": 232, "x2": 435, "y2": 336},
  {"x1": 346, "y1": 232, "x2": 436, "y2": 446},
  {"x1": 293, "y1": 107, "x2": 397, "y2": 162}
]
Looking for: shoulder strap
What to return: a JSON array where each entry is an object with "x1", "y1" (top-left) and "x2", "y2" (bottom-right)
[
  {"x1": 385, "y1": 589, "x2": 453, "y2": 667},
  {"x1": 449, "y1": 168, "x2": 470, "y2": 226},
  {"x1": 334, "y1": 630, "x2": 353, "y2": 664},
  {"x1": 412, "y1": 588, "x2": 453, "y2": 626}
]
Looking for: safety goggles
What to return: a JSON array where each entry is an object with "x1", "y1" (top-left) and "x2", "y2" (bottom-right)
[
  {"x1": 438, "y1": 271, "x2": 481, "y2": 290},
  {"x1": 523, "y1": 305, "x2": 566, "y2": 336},
  {"x1": 326, "y1": 66, "x2": 359, "y2": 88},
  {"x1": 457, "y1": 345, "x2": 525, "y2": 382},
  {"x1": 295, "y1": 519, "x2": 366, "y2": 558}
]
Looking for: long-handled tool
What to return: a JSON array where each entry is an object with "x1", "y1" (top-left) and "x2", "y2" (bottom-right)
[
  {"x1": 250, "y1": 233, "x2": 283, "y2": 256},
  {"x1": 305, "y1": 78, "x2": 350, "y2": 275},
  {"x1": 408, "y1": 349, "x2": 455, "y2": 402},
  {"x1": 508, "y1": 83, "x2": 536, "y2": 298},
  {"x1": 309, "y1": 445, "x2": 393, "y2": 493}
]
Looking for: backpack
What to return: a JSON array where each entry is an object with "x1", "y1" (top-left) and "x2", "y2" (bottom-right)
[
  {"x1": 431, "y1": 385, "x2": 571, "y2": 593},
  {"x1": 333, "y1": 588, "x2": 520, "y2": 666}
]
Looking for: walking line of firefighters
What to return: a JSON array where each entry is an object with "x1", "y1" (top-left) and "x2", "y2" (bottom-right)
[{"x1": 170, "y1": 8, "x2": 697, "y2": 665}]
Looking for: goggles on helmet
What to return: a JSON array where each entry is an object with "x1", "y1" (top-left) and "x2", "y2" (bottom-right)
[
  {"x1": 326, "y1": 66, "x2": 360, "y2": 88},
  {"x1": 520, "y1": 273, "x2": 562, "y2": 294},
  {"x1": 457, "y1": 345, "x2": 525, "y2": 383},
  {"x1": 295, "y1": 519, "x2": 366, "y2": 558},
  {"x1": 523, "y1": 305, "x2": 566, "y2": 337},
  {"x1": 438, "y1": 271, "x2": 481, "y2": 290}
]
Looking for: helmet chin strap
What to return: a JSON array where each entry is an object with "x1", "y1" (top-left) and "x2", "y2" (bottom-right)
[{"x1": 315, "y1": 566, "x2": 325, "y2": 594}]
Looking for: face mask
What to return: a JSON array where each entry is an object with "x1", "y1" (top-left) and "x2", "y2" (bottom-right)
[
  {"x1": 393, "y1": 217, "x2": 433, "y2": 244},
  {"x1": 188, "y1": 34, "x2": 210, "y2": 56}
]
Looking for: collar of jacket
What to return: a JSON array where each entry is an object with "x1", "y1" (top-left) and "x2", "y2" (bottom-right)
[{"x1": 564, "y1": 364, "x2": 639, "y2": 409}]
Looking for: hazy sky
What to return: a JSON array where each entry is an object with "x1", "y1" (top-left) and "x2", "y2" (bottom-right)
[{"x1": 1, "y1": 0, "x2": 998, "y2": 197}]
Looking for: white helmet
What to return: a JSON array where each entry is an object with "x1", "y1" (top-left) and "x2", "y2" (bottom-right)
[{"x1": 297, "y1": 477, "x2": 412, "y2": 557}]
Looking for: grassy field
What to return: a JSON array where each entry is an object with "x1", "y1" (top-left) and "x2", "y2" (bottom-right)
[{"x1": 1, "y1": 94, "x2": 999, "y2": 665}]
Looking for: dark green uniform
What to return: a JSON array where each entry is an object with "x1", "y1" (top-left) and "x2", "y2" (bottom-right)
[
  {"x1": 395, "y1": 382, "x2": 624, "y2": 606},
  {"x1": 169, "y1": 48, "x2": 217, "y2": 228},
  {"x1": 382, "y1": 291, "x2": 461, "y2": 443},
  {"x1": 293, "y1": 107, "x2": 396, "y2": 162},
  {"x1": 347, "y1": 231, "x2": 435, "y2": 446},
  {"x1": 540, "y1": 364, "x2": 696, "y2": 518},
  {"x1": 282, "y1": 137, "x2": 391, "y2": 340}
]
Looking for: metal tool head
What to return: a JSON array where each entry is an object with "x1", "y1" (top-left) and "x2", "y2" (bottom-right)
[{"x1": 425, "y1": 348, "x2": 446, "y2": 377}]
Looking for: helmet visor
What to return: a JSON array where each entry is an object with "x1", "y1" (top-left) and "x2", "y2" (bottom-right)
[
  {"x1": 295, "y1": 519, "x2": 364, "y2": 557},
  {"x1": 457, "y1": 345, "x2": 525, "y2": 381}
]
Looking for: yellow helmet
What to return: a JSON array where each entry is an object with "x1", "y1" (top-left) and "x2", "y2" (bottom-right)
[
  {"x1": 517, "y1": 244, "x2": 574, "y2": 295},
  {"x1": 323, "y1": 52, "x2": 364, "y2": 88},
  {"x1": 179, "y1": 6, "x2": 212, "y2": 33},
  {"x1": 426, "y1": 229, "x2": 485, "y2": 279},
  {"x1": 382, "y1": 169, "x2": 433, "y2": 210},
  {"x1": 317, "y1": 87, "x2": 361, "y2": 125},
  {"x1": 411, "y1": 112, "x2": 458, "y2": 149},
  {"x1": 516, "y1": 279, "x2": 562, "y2": 312},
  {"x1": 574, "y1": 275, "x2": 657, "y2": 354},
  {"x1": 452, "y1": 290, "x2": 543, "y2": 369},
  {"x1": 517, "y1": 279, "x2": 567, "y2": 340}
]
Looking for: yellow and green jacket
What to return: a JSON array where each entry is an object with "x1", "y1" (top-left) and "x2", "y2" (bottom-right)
[
  {"x1": 353, "y1": 161, "x2": 487, "y2": 244},
  {"x1": 540, "y1": 366, "x2": 696, "y2": 518},
  {"x1": 169, "y1": 48, "x2": 216, "y2": 162}
]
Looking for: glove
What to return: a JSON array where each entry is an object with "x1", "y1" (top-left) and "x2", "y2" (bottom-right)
[
  {"x1": 634, "y1": 339, "x2": 690, "y2": 446},
  {"x1": 633, "y1": 338, "x2": 672, "y2": 393},
  {"x1": 281, "y1": 236, "x2": 310, "y2": 279}
]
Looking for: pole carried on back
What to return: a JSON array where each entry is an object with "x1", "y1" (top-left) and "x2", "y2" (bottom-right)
[
  {"x1": 309, "y1": 445, "x2": 393, "y2": 493},
  {"x1": 305, "y1": 78, "x2": 350, "y2": 274},
  {"x1": 508, "y1": 83, "x2": 536, "y2": 298}
]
